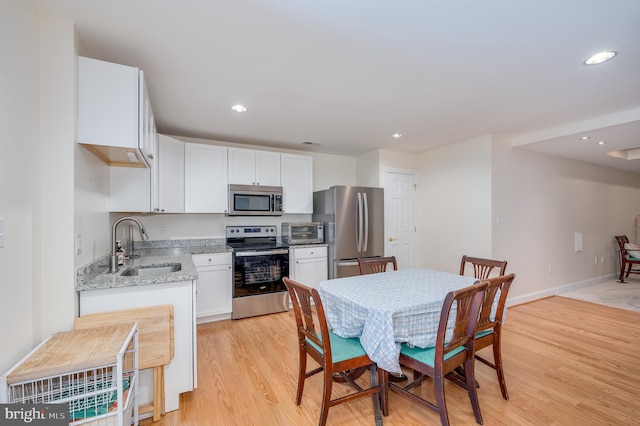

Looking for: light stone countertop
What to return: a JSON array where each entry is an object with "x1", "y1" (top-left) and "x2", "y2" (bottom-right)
[
  {"x1": 77, "y1": 253, "x2": 199, "y2": 291},
  {"x1": 76, "y1": 239, "x2": 232, "y2": 292}
]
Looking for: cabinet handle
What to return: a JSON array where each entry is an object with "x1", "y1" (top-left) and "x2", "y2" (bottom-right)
[
  {"x1": 148, "y1": 153, "x2": 154, "y2": 159},
  {"x1": 208, "y1": 258, "x2": 212, "y2": 262}
]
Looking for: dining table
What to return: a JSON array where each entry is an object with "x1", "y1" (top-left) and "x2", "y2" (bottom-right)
[{"x1": 318, "y1": 268, "x2": 479, "y2": 374}]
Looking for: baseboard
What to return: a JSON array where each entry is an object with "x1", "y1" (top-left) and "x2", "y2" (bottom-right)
[{"x1": 507, "y1": 274, "x2": 616, "y2": 307}]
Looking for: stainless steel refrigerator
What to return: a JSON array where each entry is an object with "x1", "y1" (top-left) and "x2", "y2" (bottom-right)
[{"x1": 313, "y1": 185, "x2": 384, "y2": 279}]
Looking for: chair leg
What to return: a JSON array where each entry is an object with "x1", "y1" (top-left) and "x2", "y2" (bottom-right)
[
  {"x1": 295, "y1": 349, "x2": 307, "y2": 405},
  {"x1": 434, "y1": 374, "x2": 450, "y2": 426},
  {"x1": 492, "y1": 339, "x2": 509, "y2": 400},
  {"x1": 319, "y1": 365, "x2": 333, "y2": 426},
  {"x1": 380, "y1": 369, "x2": 389, "y2": 416},
  {"x1": 370, "y1": 366, "x2": 383, "y2": 426},
  {"x1": 619, "y1": 263, "x2": 625, "y2": 282},
  {"x1": 626, "y1": 263, "x2": 633, "y2": 278},
  {"x1": 463, "y1": 358, "x2": 483, "y2": 425}
]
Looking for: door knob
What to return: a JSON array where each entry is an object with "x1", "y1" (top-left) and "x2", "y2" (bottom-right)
[{"x1": 389, "y1": 237, "x2": 397, "y2": 242}]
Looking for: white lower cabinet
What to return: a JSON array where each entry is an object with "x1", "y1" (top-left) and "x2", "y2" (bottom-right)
[
  {"x1": 193, "y1": 252, "x2": 233, "y2": 322},
  {"x1": 79, "y1": 280, "x2": 196, "y2": 414},
  {"x1": 289, "y1": 246, "x2": 328, "y2": 289}
]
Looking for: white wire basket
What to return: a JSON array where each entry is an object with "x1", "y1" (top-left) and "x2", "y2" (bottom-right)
[{"x1": 1, "y1": 323, "x2": 139, "y2": 425}]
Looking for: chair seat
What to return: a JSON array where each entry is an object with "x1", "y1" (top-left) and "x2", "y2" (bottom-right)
[
  {"x1": 307, "y1": 331, "x2": 368, "y2": 363},
  {"x1": 627, "y1": 256, "x2": 640, "y2": 261},
  {"x1": 399, "y1": 343, "x2": 465, "y2": 367}
]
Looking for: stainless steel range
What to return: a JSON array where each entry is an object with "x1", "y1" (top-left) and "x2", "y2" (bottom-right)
[{"x1": 226, "y1": 225, "x2": 290, "y2": 319}]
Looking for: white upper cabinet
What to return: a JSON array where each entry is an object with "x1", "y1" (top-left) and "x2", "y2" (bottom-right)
[
  {"x1": 281, "y1": 153, "x2": 313, "y2": 214},
  {"x1": 185, "y1": 143, "x2": 228, "y2": 213},
  {"x1": 158, "y1": 134, "x2": 185, "y2": 213},
  {"x1": 77, "y1": 56, "x2": 156, "y2": 168},
  {"x1": 228, "y1": 147, "x2": 280, "y2": 186}
]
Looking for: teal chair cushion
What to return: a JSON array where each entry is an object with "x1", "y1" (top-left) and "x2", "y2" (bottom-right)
[
  {"x1": 475, "y1": 329, "x2": 494, "y2": 338},
  {"x1": 307, "y1": 331, "x2": 368, "y2": 363},
  {"x1": 400, "y1": 344, "x2": 465, "y2": 367}
]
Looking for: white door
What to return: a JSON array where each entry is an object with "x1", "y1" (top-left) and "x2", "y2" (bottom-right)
[{"x1": 384, "y1": 169, "x2": 417, "y2": 269}]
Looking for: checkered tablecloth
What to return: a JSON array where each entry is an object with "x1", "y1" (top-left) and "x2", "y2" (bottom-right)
[{"x1": 318, "y1": 268, "x2": 478, "y2": 374}]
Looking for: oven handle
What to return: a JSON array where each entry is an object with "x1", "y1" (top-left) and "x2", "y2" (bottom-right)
[{"x1": 235, "y1": 249, "x2": 289, "y2": 257}]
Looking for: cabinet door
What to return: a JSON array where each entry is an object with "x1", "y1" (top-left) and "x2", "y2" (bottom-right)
[
  {"x1": 109, "y1": 166, "x2": 151, "y2": 212},
  {"x1": 293, "y1": 257, "x2": 328, "y2": 290},
  {"x1": 77, "y1": 57, "x2": 139, "y2": 150},
  {"x1": 255, "y1": 150, "x2": 281, "y2": 186},
  {"x1": 228, "y1": 148, "x2": 281, "y2": 186},
  {"x1": 185, "y1": 143, "x2": 228, "y2": 213},
  {"x1": 158, "y1": 134, "x2": 185, "y2": 213},
  {"x1": 281, "y1": 153, "x2": 313, "y2": 213},
  {"x1": 138, "y1": 70, "x2": 156, "y2": 167},
  {"x1": 228, "y1": 147, "x2": 255, "y2": 185},
  {"x1": 193, "y1": 253, "x2": 232, "y2": 321}
]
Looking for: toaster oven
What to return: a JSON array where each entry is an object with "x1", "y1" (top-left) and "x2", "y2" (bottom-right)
[{"x1": 281, "y1": 222, "x2": 324, "y2": 245}]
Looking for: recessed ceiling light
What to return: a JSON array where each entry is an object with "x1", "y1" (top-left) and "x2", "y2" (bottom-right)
[
  {"x1": 579, "y1": 136, "x2": 590, "y2": 140},
  {"x1": 583, "y1": 51, "x2": 618, "y2": 66},
  {"x1": 231, "y1": 104, "x2": 247, "y2": 113},
  {"x1": 391, "y1": 133, "x2": 402, "y2": 139},
  {"x1": 597, "y1": 141, "x2": 607, "y2": 145}
]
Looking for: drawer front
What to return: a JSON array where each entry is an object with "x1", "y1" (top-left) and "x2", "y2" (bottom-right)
[
  {"x1": 291, "y1": 246, "x2": 327, "y2": 260},
  {"x1": 192, "y1": 252, "x2": 232, "y2": 267}
]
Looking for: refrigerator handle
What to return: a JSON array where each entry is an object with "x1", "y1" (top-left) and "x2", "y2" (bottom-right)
[
  {"x1": 357, "y1": 192, "x2": 363, "y2": 252},
  {"x1": 363, "y1": 192, "x2": 369, "y2": 252}
]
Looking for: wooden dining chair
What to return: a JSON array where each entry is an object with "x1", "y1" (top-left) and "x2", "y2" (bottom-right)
[
  {"x1": 384, "y1": 281, "x2": 488, "y2": 426},
  {"x1": 283, "y1": 277, "x2": 385, "y2": 426},
  {"x1": 473, "y1": 273, "x2": 515, "y2": 400},
  {"x1": 614, "y1": 235, "x2": 640, "y2": 282},
  {"x1": 358, "y1": 256, "x2": 398, "y2": 275},
  {"x1": 459, "y1": 255, "x2": 507, "y2": 280}
]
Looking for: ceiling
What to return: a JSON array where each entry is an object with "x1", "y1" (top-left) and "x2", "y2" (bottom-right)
[{"x1": 30, "y1": 0, "x2": 640, "y2": 173}]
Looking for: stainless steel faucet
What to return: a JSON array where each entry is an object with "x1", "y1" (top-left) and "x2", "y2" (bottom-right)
[{"x1": 110, "y1": 216, "x2": 149, "y2": 273}]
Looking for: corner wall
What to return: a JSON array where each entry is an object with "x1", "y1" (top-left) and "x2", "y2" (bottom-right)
[
  {"x1": 0, "y1": 0, "x2": 39, "y2": 373},
  {"x1": 417, "y1": 136, "x2": 493, "y2": 273}
]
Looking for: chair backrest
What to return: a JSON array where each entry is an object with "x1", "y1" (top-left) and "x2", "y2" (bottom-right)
[
  {"x1": 283, "y1": 277, "x2": 333, "y2": 364},
  {"x1": 475, "y1": 274, "x2": 516, "y2": 334},
  {"x1": 459, "y1": 255, "x2": 508, "y2": 280},
  {"x1": 615, "y1": 235, "x2": 629, "y2": 248},
  {"x1": 358, "y1": 256, "x2": 398, "y2": 275},
  {"x1": 436, "y1": 281, "x2": 488, "y2": 362}
]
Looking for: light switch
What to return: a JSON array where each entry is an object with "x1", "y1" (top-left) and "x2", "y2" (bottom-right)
[
  {"x1": 0, "y1": 217, "x2": 4, "y2": 248},
  {"x1": 75, "y1": 233, "x2": 82, "y2": 255}
]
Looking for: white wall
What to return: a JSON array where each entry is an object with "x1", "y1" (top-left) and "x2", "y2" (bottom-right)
[
  {"x1": 492, "y1": 135, "x2": 640, "y2": 301},
  {"x1": 418, "y1": 135, "x2": 493, "y2": 273},
  {"x1": 74, "y1": 144, "x2": 110, "y2": 265},
  {"x1": 0, "y1": 0, "x2": 39, "y2": 373},
  {"x1": 37, "y1": 13, "x2": 77, "y2": 338},
  {"x1": 0, "y1": 4, "x2": 79, "y2": 373}
]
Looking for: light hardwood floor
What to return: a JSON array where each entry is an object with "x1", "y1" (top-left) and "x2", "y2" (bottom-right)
[{"x1": 141, "y1": 296, "x2": 640, "y2": 425}]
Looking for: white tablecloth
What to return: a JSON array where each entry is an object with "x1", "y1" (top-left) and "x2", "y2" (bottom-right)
[{"x1": 318, "y1": 268, "x2": 478, "y2": 374}]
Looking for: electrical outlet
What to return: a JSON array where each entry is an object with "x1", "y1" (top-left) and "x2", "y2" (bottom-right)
[
  {"x1": 160, "y1": 224, "x2": 168, "y2": 234},
  {"x1": 601, "y1": 256, "x2": 605, "y2": 263},
  {"x1": 496, "y1": 215, "x2": 504, "y2": 225},
  {"x1": 594, "y1": 257, "x2": 598, "y2": 264}
]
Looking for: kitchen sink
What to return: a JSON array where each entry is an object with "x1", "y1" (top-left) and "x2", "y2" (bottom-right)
[{"x1": 121, "y1": 263, "x2": 182, "y2": 277}]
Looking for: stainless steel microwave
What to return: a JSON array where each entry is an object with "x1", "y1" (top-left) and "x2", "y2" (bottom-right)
[
  {"x1": 228, "y1": 184, "x2": 283, "y2": 216},
  {"x1": 282, "y1": 222, "x2": 324, "y2": 245}
]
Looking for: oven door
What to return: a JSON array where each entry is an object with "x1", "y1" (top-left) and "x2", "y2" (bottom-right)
[{"x1": 233, "y1": 249, "x2": 289, "y2": 297}]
